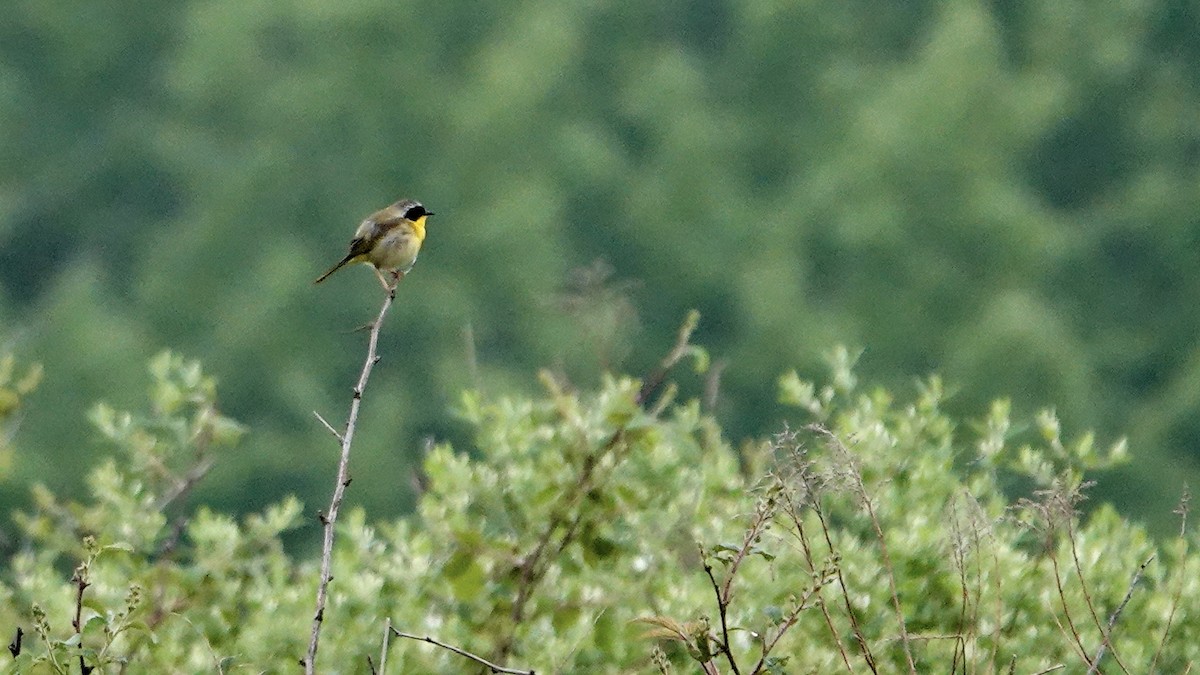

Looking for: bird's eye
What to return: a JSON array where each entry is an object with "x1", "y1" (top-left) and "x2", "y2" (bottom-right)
[{"x1": 405, "y1": 204, "x2": 427, "y2": 219}]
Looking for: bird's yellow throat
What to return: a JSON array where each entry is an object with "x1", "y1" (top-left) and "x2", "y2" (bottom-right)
[{"x1": 411, "y1": 215, "x2": 428, "y2": 243}]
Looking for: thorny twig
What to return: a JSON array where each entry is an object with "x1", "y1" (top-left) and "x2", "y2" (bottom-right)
[{"x1": 304, "y1": 286, "x2": 396, "y2": 674}]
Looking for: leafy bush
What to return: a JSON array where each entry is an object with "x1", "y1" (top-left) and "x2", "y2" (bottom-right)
[{"x1": 1, "y1": 342, "x2": 1196, "y2": 673}]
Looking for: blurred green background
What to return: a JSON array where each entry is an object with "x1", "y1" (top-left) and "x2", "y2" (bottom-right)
[{"x1": 2, "y1": 0, "x2": 1199, "y2": 531}]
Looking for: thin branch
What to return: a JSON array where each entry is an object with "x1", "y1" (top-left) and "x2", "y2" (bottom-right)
[
  {"x1": 377, "y1": 617, "x2": 393, "y2": 675},
  {"x1": 1087, "y1": 555, "x2": 1154, "y2": 675},
  {"x1": 312, "y1": 410, "x2": 343, "y2": 443},
  {"x1": 1032, "y1": 666, "x2": 1065, "y2": 674},
  {"x1": 71, "y1": 566, "x2": 93, "y2": 675},
  {"x1": 782, "y1": 493, "x2": 853, "y2": 673},
  {"x1": 304, "y1": 287, "x2": 396, "y2": 674},
  {"x1": 392, "y1": 629, "x2": 535, "y2": 674},
  {"x1": 748, "y1": 574, "x2": 830, "y2": 674},
  {"x1": 1066, "y1": 517, "x2": 1129, "y2": 674},
  {"x1": 811, "y1": 426, "x2": 914, "y2": 674},
  {"x1": 699, "y1": 486, "x2": 778, "y2": 675},
  {"x1": 814, "y1": 501, "x2": 879, "y2": 674},
  {"x1": 702, "y1": 358, "x2": 726, "y2": 411},
  {"x1": 703, "y1": 561, "x2": 742, "y2": 675},
  {"x1": 636, "y1": 309, "x2": 699, "y2": 406},
  {"x1": 949, "y1": 507, "x2": 970, "y2": 675},
  {"x1": 1046, "y1": 546, "x2": 1092, "y2": 668},
  {"x1": 495, "y1": 425, "x2": 625, "y2": 662}
]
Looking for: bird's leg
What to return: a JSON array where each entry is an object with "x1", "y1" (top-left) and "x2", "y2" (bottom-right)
[
  {"x1": 388, "y1": 270, "x2": 405, "y2": 291},
  {"x1": 373, "y1": 267, "x2": 392, "y2": 290}
]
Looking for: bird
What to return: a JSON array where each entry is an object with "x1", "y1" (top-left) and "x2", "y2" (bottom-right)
[{"x1": 314, "y1": 199, "x2": 434, "y2": 289}]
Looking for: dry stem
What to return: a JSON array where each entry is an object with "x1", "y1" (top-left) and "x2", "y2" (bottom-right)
[
  {"x1": 303, "y1": 287, "x2": 396, "y2": 674},
  {"x1": 393, "y1": 629, "x2": 535, "y2": 674}
]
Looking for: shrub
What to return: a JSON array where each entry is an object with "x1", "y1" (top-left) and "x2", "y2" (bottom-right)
[{"x1": 1, "y1": 343, "x2": 1195, "y2": 673}]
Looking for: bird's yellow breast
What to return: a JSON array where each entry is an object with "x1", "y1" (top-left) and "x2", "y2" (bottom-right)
[{"x1": 368, "y1": 220, "x2": 424, "y2": 273}]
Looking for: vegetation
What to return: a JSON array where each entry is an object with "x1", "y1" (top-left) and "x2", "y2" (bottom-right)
[
  {"x1": 4, "y1": 1, "x2": 1199, "y2": 669},
  {"x1": 3, "y1": 0, "x2": 1200, "y2": 527},
  {"x1": 1, "y1": 327, "x2": 1195, "y2": 672}
]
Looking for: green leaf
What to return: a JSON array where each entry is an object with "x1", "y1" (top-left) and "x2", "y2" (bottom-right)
[{"x1": 763, "y1": 605, "x2": 785, "y2": 626}]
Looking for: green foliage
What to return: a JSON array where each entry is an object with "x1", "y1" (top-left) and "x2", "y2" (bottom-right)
[
  {"x1": 3, "y1": 0, "x2": 1200, "y2": 528},
  {"x1": 2, "y1": 351, "x2": 1197, "y2": 672}
]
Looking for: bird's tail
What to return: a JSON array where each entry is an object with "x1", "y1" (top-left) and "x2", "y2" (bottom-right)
[{"x1": 314, "y1": 255, "x2": 355, "y2": 284}]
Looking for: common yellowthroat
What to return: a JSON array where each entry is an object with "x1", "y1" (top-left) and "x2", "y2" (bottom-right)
[{"x1": 314, "y1": 199, "x2": 434, "y2": 289}]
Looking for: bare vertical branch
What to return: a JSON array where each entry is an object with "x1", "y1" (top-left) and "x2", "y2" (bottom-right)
[
  {"x1": 377, "y1": 617, "x2": 393, "y2": 675},
  {"x1": 702, "y1": 560, "x2": 742, "y2": 675},
  {"x1": 304, "y1": 288, "x2": 396, "y2": 674},
  {"x1": 71, "y1": 562, "x2": 93, "y2": 675}
]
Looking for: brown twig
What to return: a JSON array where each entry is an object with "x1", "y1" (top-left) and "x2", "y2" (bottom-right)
[
  {"x1": 702, "y1": 358, "x2": 726, "y2": 411},
  {"x1": 1066, "y1": 516, "x2": 1129, "y2": 674},
  {"x1": 304, "y1": 286, "x2": 396, "y2": 674},
  {"x1": 496, "y1": 427, "x2": 625, "y2": 663},
  {"x1": 781, "y1": 492, "x2": 853, "y2": 673},
  {"x1": 636, "y1": 309, "x2": 699, "y2": 406},
  {"x1": 748, "y1": 566, "x2": 833, "y2": 674},
  {"x1": 701, "y1": 491, "x2": 777, "y2": 675},
  {"x1": 1087, "y1": 554, "x2": 1154, "y2": 675},
  {"x1": 393, "y1": 629, "x2": 535, "y2": 674},
  {"x1": 948, "y1": 501, "x2": 971, "y2": 675},
  {"x1": 71, "y1": 565, "x2": 93, "y2": 675},
  {"x1": 154, "y1": 456, "x2": 215, "y2": 512},
  {"x1": 814, "y1": 501, "x2": 878, "y2": 674},
  {"x1": 702, "y1": 561, "x2": 742, "y2": 675},
  {"x1": 1046, "y1": 545, "x2": 1092, "y2": 668}
]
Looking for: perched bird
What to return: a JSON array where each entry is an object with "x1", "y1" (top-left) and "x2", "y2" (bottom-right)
[{"x1": 314, "y1": 199, "x2": 434, "y2": 289}]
